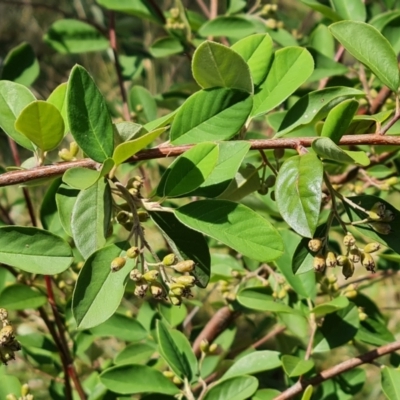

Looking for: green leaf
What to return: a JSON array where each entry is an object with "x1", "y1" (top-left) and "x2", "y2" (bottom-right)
[
  {"x1": 312, "y1": 296, "x2": 349, "y2": 316},
  {"x1": 15, "y1": 100, "x2": 64, "y2": 151},
  {"x1": 114, "y1": 121, "x2": 144, "y2": 144},
  {"x1": 149, "y1": 37, "x2": 184, "y2": 58},
  {"x1": 100, "y1": 364, "x2": 179, "y2": 395},
  {"x1": 0, "y1": 226, "x2": 73, "y2": 274},
  {"x1": 71, "y1": 178, "x2": 112, "y2": 259},
  {"x1": 307, "y1": 47, "x2": 348, "y2": 82},
  {"x1": 329, "y1": 21, "x2": 399, "y2": 92},
  {"x1": 330, "y1": 0, "x2": 366, "y2": 21},
  {"x1": 90, "y1": 313, "x2": 147, "y2": 342},
  {"x1": 0, "y1": 376, "x2": 21, "y2": 400},
  {"x1": 231, "y1": 33, "x2": 274, "y2": 86},
  {"x1": 56, "y1": 183, "x2": 80, "y2": 237},
  {"x1": 203, "y1": 375, "x2": 258, "y2": 400},
  {"x1": 356, "y1": 318, "x2": 395, "y2": 346},
  {"x1": 96, "y1": 0, "x2": 164, "y2": 24},
  {"x1": 62, "y1": 160, "x2": 114, "y2": 190},
  {"x1": 175, "y1": 200, "x2": 284, "y2": 262},
  {"x1": 276, "y1": 153, "x2": 323, "y2": 238},
  {"x1": 276, "y1": 86, "x2": 365, "y2": 137},
  {"x1": 313, "y1": 304, "x2": 359, "y2": 352},
  {"x1": 170, "y1": 88, "x2": 252, "y2": 144},
  {"x1": 44, "y1": 19, "x2": 109, "y2": 53},
  {"x1": 187, "y1": 141, "x2": 251, "y2": 198},
  {"x1": 157, "y1": 320, "x2": 197, "y2": 382},
  {"x1": 237, "y1": 287, "x2": 300, "y2": 314},
  {"x1": 0, "y1": 284, "x2": 47, "y2": 310},
  {"x1": 192, "y1": 41, "x2": 253, "y2": 94},
  {"x1": 129, "y1": 85, "x2": 158, "y2": 123},
  {"x1": 158, "y1": 302, "x2": 187, "y2": 328},
  {"x1": 72, "y1": 242, "x2": 134, "y2": 330},
  {"x1": 301, "y1": 385, "x2": 313, "y2": 400},
  {"x1": 344, "y1": 195, "x2": 400, "y2": 255},
  {"x1": 281, "y1": 355, "x2": 314, "y2": 378},
  {"x1": 67, "y1": 65, "x2": 114, "y2": 163},
  {"x1": 198, "y1": 16, "x2": 258, "y2": 39},
  {"x1": 150, "y1": 211, "x2": 211, "y2": 288},
  {"x1": 113, "y1": 127, "x2": 166, "y2": 166},
  {"x1": 158, "y1": 142, "x2": 219, "y2": 198},
  {"x1": 252, "y1": 47, "x2": 314, "y2": 118},
  {"x1": 47, "y1": 83, "x2": 69, "y2": 134},
  {"x1": 320, "y1": 99, "x2": 359, "y2": 143},
  {"x1": 252, "y1": 389, "x2": 281, "y2": 400},
  {"x1": 0, "y1": 81, "x2": 35, "y2": 149},
  {"x1": 1, "y1": 42, "x2": 39, "y2": 86},
  {"x1": 300, "y1": 0, "x2": 341, "y2": 22},
  {"x1": 309, "y1": 24, "x2": 335, "y2": 58},
  {"x1": 115, "y1": 342, "x2": 156, "y2": 366},
  {"x1": 381, "y1": 366, "x2": 400, "y2": 400},
  {"x1": 312, "y1": 137, "x2": 370, "y2": 166},
  {"x1": 223, "y1": 350, "x2": 281, "y2": 379}
]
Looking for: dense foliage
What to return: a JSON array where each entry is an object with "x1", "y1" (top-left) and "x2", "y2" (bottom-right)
[{"x1": 1, "y1": 0, "x2": 400, "y2": 399}]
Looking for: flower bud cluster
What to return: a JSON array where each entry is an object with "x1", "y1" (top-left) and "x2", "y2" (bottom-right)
[
  {"x1": 367, "y1": 202, "x2": 394, "y2": 235},
  {"x1": 165, "y1": 7, "x2": 186, "y2": 30},
  {"x1": 0, "y1": 308, "x2": 21, "y2": 366},
  {"x1": 58, "y1": 141, "x2": 79, "y2": 161},
  {"x1": 6, "y1": 383, "x2": 34, "y2": 400}
]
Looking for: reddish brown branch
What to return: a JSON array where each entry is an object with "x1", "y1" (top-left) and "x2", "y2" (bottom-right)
[
  {"x1": 274, "y1": 340, "x2": 400, "y2": 400},
  {"x1": 2, "y1": 134, "x2": 400, "y2": 188}
]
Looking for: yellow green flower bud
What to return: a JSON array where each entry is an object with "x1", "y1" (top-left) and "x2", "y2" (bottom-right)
[
  {"x1": 116, "y1": 211, "x2": 132, "y2": 224},
  {"x1": 172, "y1": 376, "x2": 182, "y2": 386},
  {"x1": 327, "y1": 274, "x2": 337, "y2": 284},
  {"x1": 359, "y1": 312, "x2": 368, "y2": 321},
  {"x1": 21, "y1": 383, "x2": 30, "y2": 396},
  {"x1": 326, "y1": 252, "x2": 337, "y2": 268},
  {"x1": 385, "y1": 176, "x2": 398, "y2": 186},
  {"x1": 363, "y1": 242, "x2": 381, "y2": 254},
  {"x1": 344, "y1": 288, "x2": 357, "y2": 299},
  {"x1": 110, "y1": 256, "x2": 126, "y2": 272},
  {"x1": 169, "y1": 283, "x2": 185, "y2": 296},
  {"x1": 58, "y1": 148, "x2": 73, "y2": 161},
  {"x1": 150, "y1": 282, "x2": 164, "y2": 299},
  {"x1": 69, "y1": 141, "x2": 79, "y2": 157},
  {"x1": 308, "y1": 238, "x2": 323, "y2": 252},
  {"x1": 349, "y1": 248, "x2": 361, "y2": 263},
  {"x1": 313, "y1": 252, "x2": 326, "y2": 272},
  {"x1": 6, "y1": 394, "x2": 17, "y2": 400},
  {"x1": 277, "y1": 288, "x2": 287, "y2": 299},
  {"x1": 343, "y1": 233, "x2": 356, "y2": 247},
  {"x1": 209, "y1": 343, "x2": 218, "y2": 353},
  {"x1": 163, "y1": 253, "x2": 177, "y2": 266},
  {"x1": 138, "y1": 210, "x2": 149, "y2": 222},
  {"x1": 172, "y1": 260, "x2": 195, "y2": 273},
  {"x1": 265, "y1": 18, "x2": 278, "y2": 29},
  {"x1": 130, "y1": 269, "x2": 142, "y2": 281},
  {"x1": 169, "y1": 294, "x2": 182, "y2": 306},
  {"x1": 199, "y1": 339, "x2": 209, "y2": 354},
  {"x1": 361, "y1": 252, "x2": 375, "y2": 272},
  {"x1": 173, "y1": 275, "x2": 196, "y2": 287},
  {"x1": 368, "y1": 202, "x2": 386, "y2": 220},
  {"x1": 342, "y1": 259, "x2": 355, "y2": 280},
  {"x1": 126, "y1": 246, "x2": 139, "y2": 259},
  {"x1": 143, "y1": 270, "x2": 159, "y2": 283},
  {"x1": 369, "y1": 222, "x2": 391, "y2": 235},
  {"x1": 336, "y1": 255, "x2": 348, "y2": 266},
  {"x1": 163, "y1": 370, "x2": 175, "y2": 379}
]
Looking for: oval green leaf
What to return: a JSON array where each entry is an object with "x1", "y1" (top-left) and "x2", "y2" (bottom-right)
[
  {"x1": 300, "y1": 0, "x2": 341, "y2": 22},
  {"x1": 15, "y1": 100, "x2": 64, "y2": 151},
  {"x1": 198, "y1": 16, "x2": 258, "y2": 39},
  {"x1": 44, "y1": 19, "x2": 109, "y2": 53},
  {"x1": 47, "y1": 82, "x2": 69, "y2": 134},
  {"x1": 0, "y1": 226, "x2": 73, "y2": 274},
  {"x1": 321, "y1": 99, "x2": 359, "y2": 144},
  {"x1": 56, "y1": 183, "x2": 80, "y2": 237},
  {"x1": 175, "y1": 200, "x2": 284, "y2": 262},
  {"x1": 381, "y1": 366, "x2": 400, "y2": 400},
  {"x1": 192, "y1": 41, "x2": 253, "y2": 93},
  {"x1": 71, "y1": 178, "x2": 112, "y2": 259},
  {"x1": 170, "y1": 88, "x2": 252, "y2": 145},
  {"x1": 252, "y1": 47, "x2": 314, "y2": 118},
  {"x1": 72, "y1": 242, "x2": 134, "y2": 330},
  {"x1": 114, "y1": 342, "x2": 156, "y2": 366},
  {"x1": 203, "y1": 375, "x2": 258, "y2": 400},
  {"x1": 0, "y1": 80, "x2": 35, "y2": 150},
  {"x1": 99, "y1": 364, "x2": 179, "y2": 395},
  {"x1": 67, "y1": 65, "x2": 114, "y2": 162},
  {"x1": 128, "y1": 85, "x2": 158, "y2": 123},
  {"x1": 149, "y1": 37, "x2": 184, "y2": 58},
  {"x1": 231, "y1": 33, "x2": 274, "y2": 86},
  {"x1": 276, "y1": 153, "x2": 323, "y2": 238},
  {"x1": 329, "y1": 21, "x2": 399, "y2": 92},
  {"x1": 312, "y1": 296, "x2": 349, "y2": 317},
  {"x1": 330, "y1": 0, "x2": 366, "y2": 21},
  {"x1": 281, "y1": 355, "x2": 314, "y2": 378},
  {"x1": 0, "y1": 284, "x2": 47, "y2": 310},
  {"x1": 159, "y1": 142, "x2": 219, "y2": 197}
]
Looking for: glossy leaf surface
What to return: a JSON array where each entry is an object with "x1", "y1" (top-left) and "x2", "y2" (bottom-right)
[
  {"x1": 276, "y1": 153, "x2": 323, "y2": 238},
  {"x1": 0, "y1": 284, "x2": 47, "y2": 310},
  {"x1": 381, "y1": 366, "x2": 400, "y2": 400},
  {"x1": 330, "y1": 0, "x2": 366, "y2": 21},
  {"x1": 56, "y1": 183, "x2": 80, "y2": 237},
  {"x1": 47, "y1": 82, "x2": 69, "y2": 134},
  {"x1": 281, "y1": 355, "x2": 314, "y2": 378},
  {"x1": 198, "y1": 16, "x2": 257, "y2": 39},
  {"x1": 175, "y1": 200, "x2": 284, "y2": 262},
  {"x1": 203, "y1": 375, "x2": 258, "y2": 400}
]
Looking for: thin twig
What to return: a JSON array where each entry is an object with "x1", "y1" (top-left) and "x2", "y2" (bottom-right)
[
  {"x1": 195, "y1": 0, "x2": 211, "y2": 17},
  {"x1": 274, "y1": 339, "x2": 400, "y2": 400},
  {"x1": 380, "y1": 95, "x2": 400, "y2": 135}
]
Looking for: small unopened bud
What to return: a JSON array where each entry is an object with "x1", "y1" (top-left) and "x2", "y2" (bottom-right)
[
  {"x1": 172, "y1": 376, "x2": 182, "y2": 386},
  {"x1": 21, "y1": 383, "x2": 30, "y2": 396},
  {"x1": 173, "y1": 275, "x2": 196, "y2": 287},
  {"x1": 361, "y1": 252, "x2": 376, "y2": 272},
  {"x1": 277, "y1": 288, "x2": 287, "y2": 299},
  {"x1": 6, "y1": 394, "x2": 17, "y2": 400},
  {"x1": 163, "y1": 253, "x2": 177, "y2": 266},
  {"x1": 126, "y1": 246, "x2": 139, "y2": 259},
  {"x1": 134, "y1": 279, "x2": 148, "y2": 297},
  {"x1": 381, "y1": 209, "x2": 395, "y2": 222},
  {"x1": 368, "y1": 202, "x2": 386, "y2": 220},
  {"x1": 200, "y1": 339, "x2": 209, "y2": 354},
  {"x1": 163, "y1": 370, "x2": 175, "y2": 379},
  {"x1": 58, "y1": 148, "x2": 73, "y2": 161},
  {"x1": 209, "y1": 343, "x2": 218, "y2": 353},
  {"x1": 313, "y1": 252, "x2": 326, "y2": 272},
  {"x1": 130, "y1": 268, "x2": 142, "y2": 281},
  {"x1": 327, "y1": 274, "x2": 337, "y2": 284},
  {"x1": 223, "y1": 292, "x2": 236, "y2": 302},
  {"x1": 0, "y1": 308, "x2": 8, "y2": 321},
  {"x1": 308, "y1": 238, "x2": 323, "y2": 252},
  {"x1": 143, "y1": 270, "x2": 159, "y2": 282},
  {"x1": 116, "y1": 211, "x2": 132, "y2": 224},
  {"x1": 110, "y1": 256, "x2": 126, "y2": 272},
  {"x1": 265, "y1": 18, "x2": 278, "y2": 29},
  {"x1": 326, "y1": 252, "x2": 337, "y2": 267},
  {"x1": 369, "y1": 222, "x2": 391, "y2": 235},
  {"x1": 336, "y1": 255, "x2": 348, "y2": 266},
  {"x1": 169, "y1": 294, "x2": 182, "y2": 306},
  {"x1": 138, "y1": 210, "x2": 149, "y2": 222},
  {"x1": 344, "y1": 288, "x2": 357, "y2": 299},
  {"x1": 172, "y1": 260, "x2": 195, "y2": 273},
  {"x1": 69, "y1": 141, "x2": 79, "y2": 157},
  {"x1": 342, "y1": 259, "x2": 355, "y2": 279},
  {"x1": 343, "y1": 233, "x2": 356, "y2": 247},
  {"x1": 349, "y1": 248, "x2": 361, "y2": 263},
  {"x1": 169, "y1": 283, "x2": 185, "y2": 296},
  {"x1": 150, "y1": 282, "x2": 164, "y2": 299},
  {"x1": 363, "y1": 242, "x2": 381, "y2": 254}
]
